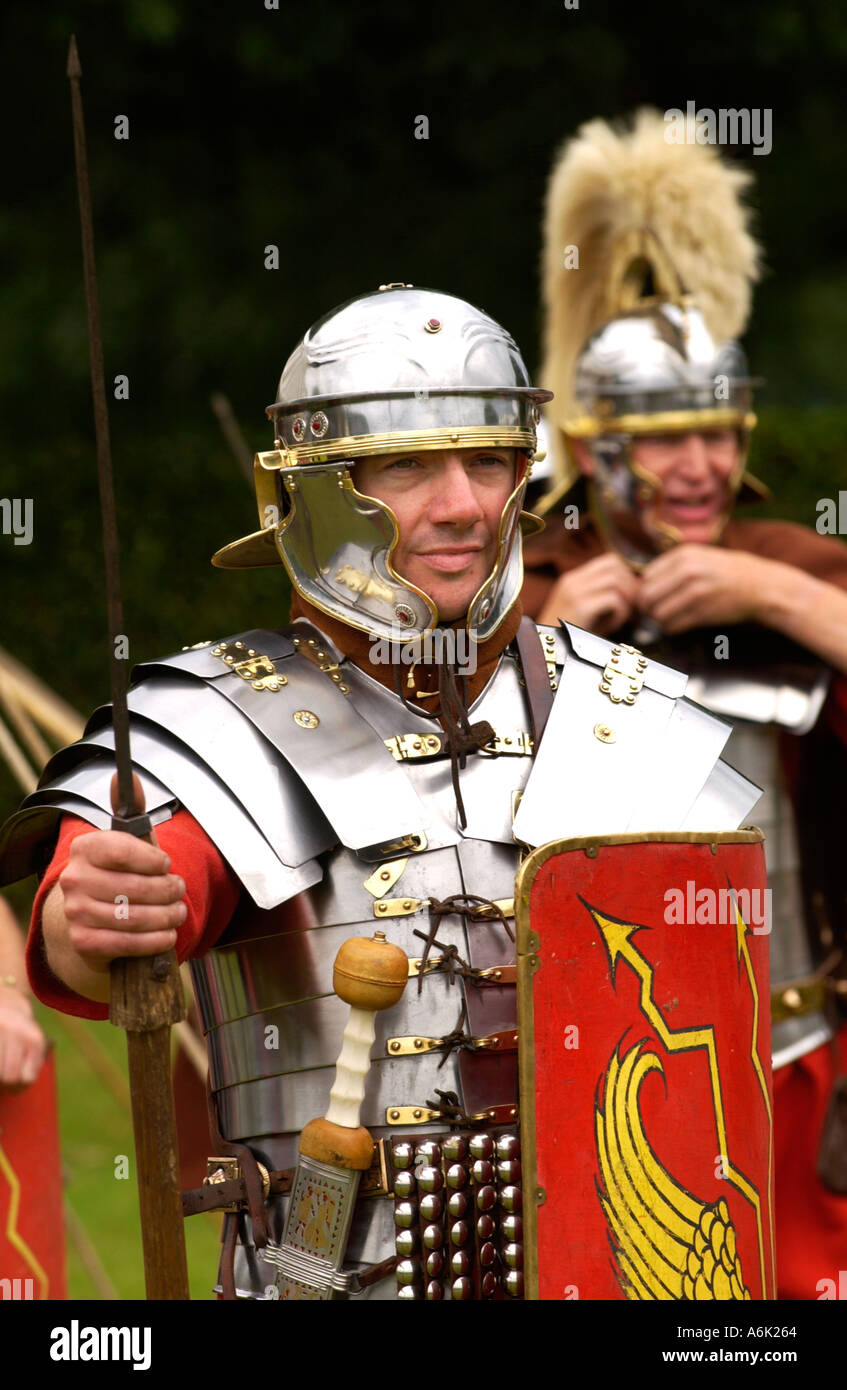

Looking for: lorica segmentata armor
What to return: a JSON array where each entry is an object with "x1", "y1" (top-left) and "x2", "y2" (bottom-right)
[{"x1": 0, "y1": 617, "x2": 761, "y2": 1298}]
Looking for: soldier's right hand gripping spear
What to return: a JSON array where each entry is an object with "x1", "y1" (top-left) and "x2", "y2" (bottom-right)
[{"x1": 66, "y1": 34, "x2": 190, "y2": 1301}]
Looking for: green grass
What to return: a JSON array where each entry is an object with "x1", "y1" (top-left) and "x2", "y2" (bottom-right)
[{"x1": 34, "y1": 1000, "x2": 221, "y2": 1300}]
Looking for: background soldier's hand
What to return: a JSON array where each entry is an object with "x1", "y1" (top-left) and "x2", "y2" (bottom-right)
[
  {"x1": 639, "y1": 545, "x2": 774, "y2": 633},
  {"x1": 536, "y1": 552, "x2": 641, "y2": 635},
  {"x1": 0, "y1": 985, "x2": 48, "y2": 1090}
]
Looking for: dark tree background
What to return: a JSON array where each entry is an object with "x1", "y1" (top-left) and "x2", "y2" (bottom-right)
[{"x1": 1, "y1": 0, "x2": 845, "y2": 763}]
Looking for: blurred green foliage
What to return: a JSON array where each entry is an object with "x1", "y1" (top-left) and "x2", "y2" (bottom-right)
[
  {"x1": 0, "y1": 0, "x2": 844, "y2": 757},
  {"x1": 34, "y1": 1002, "x2": 220, "y2": 1299}
]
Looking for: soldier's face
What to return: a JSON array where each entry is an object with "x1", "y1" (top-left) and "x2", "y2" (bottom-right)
[
  {"x1": 632, "y1": 430, "x2": 739, "y2": 543},
  {"x1": 354, "y1": 448, "x2": 516, "y2": 620}
]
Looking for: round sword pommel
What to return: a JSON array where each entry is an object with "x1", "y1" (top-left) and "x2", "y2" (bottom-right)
[
  {"x1": 299, "y1": 1117, "x2": 375, "y2": 1171},
  {"x1": 333, "y1": 931, "x2": 408, "y2": 1011}
]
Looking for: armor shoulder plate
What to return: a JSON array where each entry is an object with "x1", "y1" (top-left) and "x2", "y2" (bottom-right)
[
  {"x1": 514, "y1": 622, "x2": 761, "y2": 846},
  {"x1": 0, "y1": 625, "x2": 431, "y2": 905},
  {"x1": 135, "y1": 628, "x2": 431, "y2": 859}
]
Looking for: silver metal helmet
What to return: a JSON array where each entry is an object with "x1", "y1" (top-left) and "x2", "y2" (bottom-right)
[
  {"x1": 569, "y1": 300, "x2": 755, "y2": 437},
  {"x1": 564, "y1": 298, "x2": 763, "y2": 564},
  {"x1": 213, "y1": 285, "x2": 551, "y2": 642}
]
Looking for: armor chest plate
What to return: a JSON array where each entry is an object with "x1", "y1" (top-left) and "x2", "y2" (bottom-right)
[
  {"x1": 192, "y1": 833, "x2": 528, "y2": 1154},
  {"x1": 190, "y1": 659, "x2": 534, "y2": 1297}
]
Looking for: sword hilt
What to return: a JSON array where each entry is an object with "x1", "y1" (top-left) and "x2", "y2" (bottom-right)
[{"x1": 299, "y1": 931, "x2": 408, "y2": 1171}]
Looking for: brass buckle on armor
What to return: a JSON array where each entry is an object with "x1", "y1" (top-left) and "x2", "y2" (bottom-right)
[
  {"x1": 406, "y1": 957, "x2": 516, "y2": 985},
  {"x1": 599, "y1": 643, "x2": 646, "y2": 706},
  {"x1": 358, "y1": 832, "x2": 428, "y2": 863},
  {"x1": 359, "y1": 1139, "x2": 392, "y2": 1199},
  {"x1": 469, "y1": 898, "x2": 515, "y2": 921},
  {"x1": 385, "y1": 1103, "x2": 519, "y2": 1127},
  {"x1": 771, "y1": 978, "x2": 827, "y2": 1024},
  {"x1": 407, "y1": 954, "x2": 445, "y2": 978},
  {"x1": 385, "y1": 1029, "x2": 518, "y2": 1057},
  {"x1": 473, "y1": 964, "x2": 517, "y2": 985},
  {"x1": 384, "y1": 733, "x2": 443, "y2": 761},
  {"x1": 478, "y1": 732, "x2": 533, "y2": 757},
  {"x1": 385, "y1": 730, "x2": 532, "y2": 760},
  {"x1": 211, "y1": 640, "x2": 288, "y2": 692},
  {"x1": 375, "y1": 895, "x2": 514, "y2": 922},
  {"x1": 204, "y1": 1155, "x2": 271, "y2": 1212}
]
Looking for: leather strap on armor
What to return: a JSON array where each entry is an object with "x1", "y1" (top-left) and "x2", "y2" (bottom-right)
[
  {"x1": 206, "y1": 1077, "x2": 269, "y2": 1249},
  {"x1": 515, "y1": 617, "x2": 554, "y2": 750},
  {"x1": 182, "y1": 1168, "x2": 295, "y2": 1218}
]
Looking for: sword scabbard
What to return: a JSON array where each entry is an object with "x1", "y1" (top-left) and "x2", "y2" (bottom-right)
[{"x1": 270, "y1": 931, "x2": 408, "y2": 1299}]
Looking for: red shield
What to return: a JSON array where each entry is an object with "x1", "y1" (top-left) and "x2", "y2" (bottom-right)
[
  {"x1": 0, "y1": 1048, "x2": 66, "y2": 1300},
  {"x1": 516, "y1": 831, "x2": 776, "y2": 1301}
]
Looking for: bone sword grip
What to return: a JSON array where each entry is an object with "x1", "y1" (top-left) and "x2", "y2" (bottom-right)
[{"x1": 298, "y1": 931, "x2": 408, "y2": 1171}]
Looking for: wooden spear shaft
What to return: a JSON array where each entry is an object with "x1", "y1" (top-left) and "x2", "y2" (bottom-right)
[{"x1": 66, "y1": 34, "x2": 189, "y2": 1300}]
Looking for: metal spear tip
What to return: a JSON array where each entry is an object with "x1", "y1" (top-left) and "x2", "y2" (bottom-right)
[{"x1": 67, "y1": 34, "x2": 81, "y2": 80}]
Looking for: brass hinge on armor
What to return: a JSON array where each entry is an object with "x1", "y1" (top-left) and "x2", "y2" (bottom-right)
[
  {"x1": 211, "y1": 640, "x2": 288, "y2": 692},
  {"x1": 384, "y1": 730, "x2": 532, "y2": 761},
  {"x1": 386, "y1": 1029, "x2": 518, "y2": 1057},
  {"x1": 386, "y1": 1101, "x2": 519, "y2": 1127},
  {"x1": 600, "y1": 643, "x2": 647, "y2": 705},
  {"x1": 375, "y1": 895, "x2": 514, "y2": 921},
  {"x1": 290, "y1": 633, "x2": 351, "y2": 695}
]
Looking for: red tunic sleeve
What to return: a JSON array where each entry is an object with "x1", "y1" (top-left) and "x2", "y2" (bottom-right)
[{"x1": 27, "y1": 809, "x2": 242, "y2": 1020}]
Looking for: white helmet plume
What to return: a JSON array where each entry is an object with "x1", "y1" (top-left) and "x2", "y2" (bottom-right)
[{"x1": 540, "y1": 107, "x2": 762, "y2": 428}]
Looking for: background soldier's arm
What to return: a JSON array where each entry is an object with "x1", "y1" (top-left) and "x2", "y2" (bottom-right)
[{"x1": 0, "y1": 893, "x2": 48, "y2": 1087}]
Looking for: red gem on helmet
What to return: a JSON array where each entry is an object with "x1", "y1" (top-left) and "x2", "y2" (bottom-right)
[
  {"x1": 425, "y1": 318, "x2": 442, "y2": 334},
  {"x1": 310, "y1": 411, "x2": 329, "y2": 438}
]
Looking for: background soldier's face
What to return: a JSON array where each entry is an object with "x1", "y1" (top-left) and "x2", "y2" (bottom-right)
[
  {"x1": 631, "y1": 430, "x2": 740, "y2": 544},
  {"x1": 354, "y1": 448, "x2": 516, "y2": 621}
]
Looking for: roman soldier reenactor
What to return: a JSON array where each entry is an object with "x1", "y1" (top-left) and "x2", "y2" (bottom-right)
[
  {"x1": 523, "y1": 110, "x2": 847, "y2": 1298},
  {"x1": 1, "y1": 284, "x2": 772, "y2": 1299}
]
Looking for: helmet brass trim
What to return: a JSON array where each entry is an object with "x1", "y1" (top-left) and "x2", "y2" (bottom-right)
[
  {"x1": 263, "y1": 425, "x2": 540, "y2": 467},
  {"x1": 565, "y1": 408, "x2": 757, "y2": 439}
]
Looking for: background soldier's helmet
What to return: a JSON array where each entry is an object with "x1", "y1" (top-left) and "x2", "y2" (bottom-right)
[
  {"x1": 538, "y1": 109, "x2": 768, "y2": 563},
  {"x1": 213, "y1": 285, "x2": 551, "y2": 641}
]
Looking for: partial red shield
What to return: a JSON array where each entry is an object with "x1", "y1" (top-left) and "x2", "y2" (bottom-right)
[
  {"x1": 0, "y1": 1047, "x2": 66, "y2": 1300},
  {"x1": 516, "y1": 831, "x2": 775, "y2": 1301}
]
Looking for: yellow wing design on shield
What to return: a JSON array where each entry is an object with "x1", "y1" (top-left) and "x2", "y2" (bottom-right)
[{"x1": 595, "y1": 1042, "x2": 750, "y2": 1300}]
